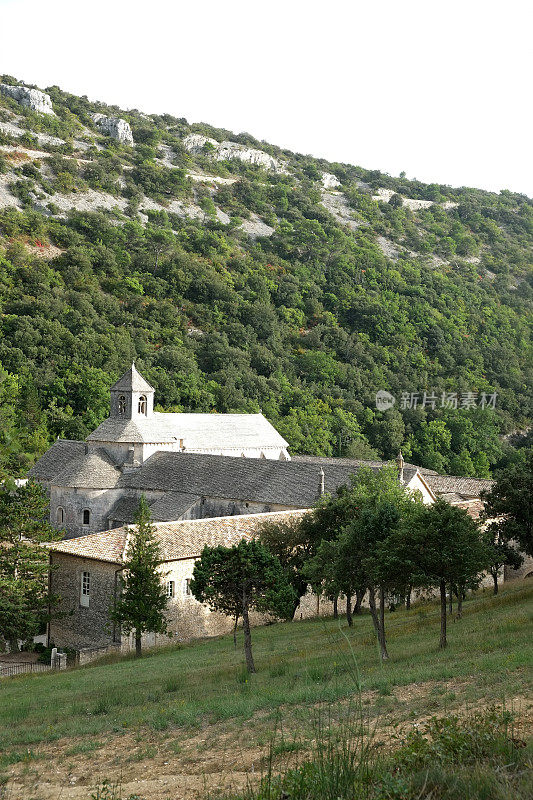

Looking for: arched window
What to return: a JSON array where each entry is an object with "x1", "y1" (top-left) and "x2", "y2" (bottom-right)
[
  {"x1": 118, "y1": 395, "x2": 126, "y2": 415},
  {"x1": 82, "y1": 509, "x2": 90, "y2": 526},
  {"x1": 138, "y1": 395, "x2": 147, "y2": 415},
  {"x1": 56, "y1": 506, "x2": 64, "y2": 525}
]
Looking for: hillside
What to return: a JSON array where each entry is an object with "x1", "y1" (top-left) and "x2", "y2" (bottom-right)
[
  {"x1": 0, "y1": 76, "x2": 532, "y2": 479},
  {"x1": 1, "y1": 579, "x2": 532, "y2": 799}
]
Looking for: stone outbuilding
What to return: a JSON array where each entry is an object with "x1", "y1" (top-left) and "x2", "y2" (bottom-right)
[{"x1": 46, "y1": 509, "x2": 318, "y2": 655}]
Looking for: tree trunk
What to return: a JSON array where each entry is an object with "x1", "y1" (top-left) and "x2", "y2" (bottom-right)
[
  {"x1": 440, "y1": 580, "x2": 447, "y2": 649},
  {"x1": 368, "y1": 587, "x2": 389, "y2": 661},
  {"x1": 135, "y1": 631, "x2": 142, "y2": 657},
  {"x1": 457, "y1": 592, "x2": 463, "y2": 619},
  {"x1": 233, "y1": 614, "x2": 239, "y2": 649},
  {"x1": 448, "y1": 585, "x2": 453, "y2": 615},
  {"x1": 379, "y1": 587, "x2": 389, "y2": 660},
  {"x1": 333, "y1": 596, "x2": 338, "y2": 620},
  {"x1": 405, "y1": 587, "x2": 411, "y2": 610},
  {"x1": 242, "y1": 594, "x2": 255, "y2": 673},
  {"x1": 354, "y1": 589, "x2": 363, "y2": 614},
  {"x1": 8, "y1": 638, "x2": 19, "y2": 653},
  {"x1": 346, "y1": 594, "x2": 353, "y2": 627},
  {"x1": 492, "y1": 570, "x2": 499, "y2": 595}
]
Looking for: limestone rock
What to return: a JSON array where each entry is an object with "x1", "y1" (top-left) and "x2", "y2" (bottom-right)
[
  {"x1": 183, "y1": 133, "x2": 218, "y2": 153},
  {"x1": 183, "y1": 133, "x2": 284, "y2": 171},
  {"x1": 0, "y1": 84, "x2": 55, "y2": 115},
  {"x1": 321, "y1": 171, "x2": 341, "y2": 189},
  {"x1": 91, "y1": 114, "x2": 134, "y2": 145},
  {"x1": 215, "y1": 141, "x2": 282, "y2": 171}
]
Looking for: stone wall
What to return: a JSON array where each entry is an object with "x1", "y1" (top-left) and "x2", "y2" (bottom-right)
[
  {"x1": 49, "y1": 553, "x2": 120, "y2": 650},
  {"x1": 49, "y1": 552, "x2": 336, "y2": 653},
  {"x1": 505, "y1": 553, "x2": 533, "y2": 581}
]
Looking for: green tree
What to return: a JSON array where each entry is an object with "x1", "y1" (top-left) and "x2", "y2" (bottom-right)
[
  {"x1": 0, "y1": 481, "x2": 60, "y2": 650},
  {"x1": 190, "y1": 539, "x2": 296, "y2": 672},
  {"x1": 390, "y1": 499, "x2": 489, "y2": 648},
  {"x1": 481, "y1": 449, "x2": 533, "y2": 558},
  {"x1": 110, "y1": 497, "x2": 168, "y2": 656},
  {"x1": 259, "y1": 516, "x2": 313, "y2": 617}
]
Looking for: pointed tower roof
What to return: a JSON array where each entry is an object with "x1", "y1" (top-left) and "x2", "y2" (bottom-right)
[{"x1": 110, "y1": 364, "x2": 154, "y2": 393}]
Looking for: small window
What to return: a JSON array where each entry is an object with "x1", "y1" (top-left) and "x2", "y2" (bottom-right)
[
  {"x1": 138, "y1": 395, "x2": 147, "y2": 415},
  {"x1": 82, "y1": 509, "x2": 90, "y2": 526},
  {"x1": 166, "y1": 581, "x2": 175, "y2": 598},
  {"x1": 118, "y1": 394, "x2": 126, "y2": 415},
  {"x1": 56, "y1": 506, "x2": 64, "y2": 525},
  {"x1": 80, "y1": 571, "x2": 90, "y2": 607},
  {"x1": 183, "y1": 578, "x2": 192, "y2": 597}
]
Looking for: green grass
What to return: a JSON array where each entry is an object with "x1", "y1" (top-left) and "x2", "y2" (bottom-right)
[{"x1": 0, "y1": 579, "x2": 532, "y2": 769}]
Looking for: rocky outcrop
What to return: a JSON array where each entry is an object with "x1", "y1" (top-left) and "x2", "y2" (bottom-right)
[
  {"x1": 91, "y1": 114, "x2": 134, "y2": 145},
  {"x1": 321, "y1": 172, "x2": 340, "y2": 189},
  {"x1": 183, "y1": 134, "x2": 284, "y2": 171},
  {"x1": 0, "y1": 84, "x2": 55, "y2": 115},
  {"x1": 183, "y1": 133, "x2": 218, "y2": 153}
]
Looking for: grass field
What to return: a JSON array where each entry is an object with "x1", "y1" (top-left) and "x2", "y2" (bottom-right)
[{"x1": 1, "y1": 578, "x2": 532, "y2": 799}]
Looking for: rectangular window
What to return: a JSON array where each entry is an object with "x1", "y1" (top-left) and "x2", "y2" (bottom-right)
[
  {"x1": 80, "y1": 571, "x2": 90, "y2": 607},
  {"x1": 166, "y1": 581, "x2": 175, "y2": 598},
  {"x1": 82, "y1": 509, "x2": 90, "y2": 526},
  {"x1": 183, "y1": 578, "x2": 192, "y2": 597}
]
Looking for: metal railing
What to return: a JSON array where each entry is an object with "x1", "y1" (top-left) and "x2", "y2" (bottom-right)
[{"x1": 0, "y1": 660, "x2": 55, "y2": 678}]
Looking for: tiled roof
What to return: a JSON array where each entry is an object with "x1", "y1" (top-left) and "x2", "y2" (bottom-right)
[
  {"x1": 47, "y1": 509, "x2": 308, "y2": 565},
  {"x1": 107, "y1": 496, "x2": 144, "y2": 523},
  {"x1": 52, "y1": 447, "x2": 122, "y2": 489},
  {"x1": 47, "y1": 527, "x2": 129, "y2": 565},
  {"x1": 123, "y1": 451, "x2": 371, "y2": 506},
  {"x1": 28, "y1": 440, "x2": 86, "y2": 482},
  {"x1": 148, "y1": 491, "x2": 200, "y2": 521},
  {"x1": 110, "y1": 364, "x2": 154, "y2": 393},
  {"x1": 87, "y1": 412, "x2": 288, "y2": 449},
  {"x1": 425, "y1": 475, "x2": 494, "y2": 498}
]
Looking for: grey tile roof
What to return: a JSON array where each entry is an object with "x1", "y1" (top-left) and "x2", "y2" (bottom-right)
[
  {"x1": 149, "y1": 492, "x2": 201, "y2": 521},
  {"x1": 123, "y1": 452, "x2": 376, "y2": 507},
  {"x1": 47, "y1": 509, "x2": 308, "y2": 565},
  {"x1": 110, "y1": 364, "x2": 154, "y2": 393},
  {"x1": 28, "y1": 440, "x2": 86, "y2": 482},
  {"x1": 292, "y1": 454, "x2": 437, "y2": 475},
  {"x1": 107, "y1": 496, "x2": 144, "y2": 523},
  {"x1": 425, "y1": 475, "x2": 494, "y2": 498},
  {"x1": 52, "y1": 448, "x2": 122, "y2": 489},
  {"x1": 87, "y1": 412, "x2": 288, "y2": 450}
]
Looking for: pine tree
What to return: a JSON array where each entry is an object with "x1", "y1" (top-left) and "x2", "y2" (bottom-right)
[{"x1": 110, "y1": 497, "x2": 168, "y2": 656}]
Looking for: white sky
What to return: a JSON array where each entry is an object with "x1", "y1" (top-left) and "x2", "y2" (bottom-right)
[{"x1": 1, "y1": 0, "x2": 531, "y2": 196}]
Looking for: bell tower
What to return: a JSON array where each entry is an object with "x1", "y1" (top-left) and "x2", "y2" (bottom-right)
[{"x1": 109, "y1": 364, "x2": 155, "y2": 420}]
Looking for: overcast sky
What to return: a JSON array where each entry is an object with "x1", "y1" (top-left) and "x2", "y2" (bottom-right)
[{"x1": 2, "y1": 0, "x2": 531, "y2": 196}]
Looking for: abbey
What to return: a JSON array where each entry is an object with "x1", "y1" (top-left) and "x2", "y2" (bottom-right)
[
  {"x1": 30, "y1": 366, "x2": 493, "y2": 541},
  {"x1": 30, "y1": 365, "x2": 290, "y2": 538}
]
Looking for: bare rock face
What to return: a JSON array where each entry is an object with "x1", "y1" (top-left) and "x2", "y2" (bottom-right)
[
  {"x1": 91, "y1": 114, "x2": 133, "y2": 145},
  {"x1": 321, "y1": 172, "x2": 341, "y2": 189},
  {"x1": 0, "y1": 84, "x2": 55, "y2": 115},
  {"x1": 183, "y1": 133, "x2": 218, "y2": 153},
  {"x1": 183, "y1": 133, "x2": 284, "y2": 171}
]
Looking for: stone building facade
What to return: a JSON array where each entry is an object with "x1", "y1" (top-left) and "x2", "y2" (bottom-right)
[{"x1": 47, "y1": 510, "x2": 334, "y2": 652}]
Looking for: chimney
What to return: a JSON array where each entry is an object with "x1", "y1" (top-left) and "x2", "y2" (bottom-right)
[
  {"x1": 319, "y1": 467, "x2": 325, "y2": 496},
  {"x1": 396, "y1": 450, "x2": 405, "y2": 484}
]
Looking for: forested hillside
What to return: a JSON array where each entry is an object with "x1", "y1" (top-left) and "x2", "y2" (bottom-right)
[{"x1": 0, "y1": 76, "x2": 531, "y2": 478}]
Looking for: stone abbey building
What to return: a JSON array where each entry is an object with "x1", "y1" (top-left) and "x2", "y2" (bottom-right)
[{"x1": 32, "y1": 366, "x2": 505, "y2": 654}]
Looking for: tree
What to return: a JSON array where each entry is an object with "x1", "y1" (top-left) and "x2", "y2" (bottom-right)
[
  {"x1": 390, "y1": 499, "x2": 489, "y2": 648},
  {"x1": 190, "y1": 539, "x2": 296, "y2": 673},
  {"x1": 483, "y1": 521, "x2": 522, "y2": 594},
  {"x1": 259, "y1": 516, "x2": 313, "y2": 616},
  {"x1": 0, "y1": 481, "x2": 60, "y2": 650},
  {"x1": 110, "y1": 497, "x2": 168, "y2": 656},
  {"x1": 482, "y1": 449, "x2": 533, "y2": 558}
]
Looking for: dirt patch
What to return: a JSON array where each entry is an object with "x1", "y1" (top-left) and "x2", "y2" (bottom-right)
[{"x1": 6, "y1": 679, "x2": 531, "y2": 800}]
